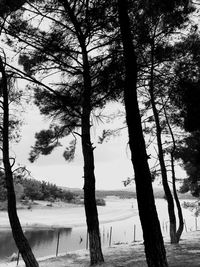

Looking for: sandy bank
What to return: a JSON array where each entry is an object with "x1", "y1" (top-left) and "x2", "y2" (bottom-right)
[{"x1": 0, "y1": 199, "x2": 136, "y2": 230}]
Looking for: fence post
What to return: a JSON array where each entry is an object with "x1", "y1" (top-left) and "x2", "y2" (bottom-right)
[
  {"x1": 16, "y1": 251, "x2": 20, "y2": 266},
  {"x1": 162, "y1": 221, "x2": 165, "y2": 232},
  {"x1": 109, "y1": 226, "x2": 112, "y2": 247},
  {"x1": 184, "y1": 219, "x2": 187, "y2": 232},
  {"x1": 165, "y1": 222, "x2": 168, "y2": 233},
  {"x1": 195, "y1": 216, "x2": 198, "y2": 231},
  {"x1": 103, "y1": 227, "x2": 105, "y2": 245},
  {"x1": 56, "y1": 231, "x2": 60, "y2": 257},
  {"x1": 133, "y1": 224, "x2": 136, "y2": 242},
  {"x1": 86, "y1": 230, "x2": 89, "y2": 250}
]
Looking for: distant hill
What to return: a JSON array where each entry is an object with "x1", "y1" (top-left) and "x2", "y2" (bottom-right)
[
  {"x1": 61, "y1": 187, "x2": 136, "y2": 199},
  {"x1": 61, "y1": 186, "x2": 195, "y2": 200}
]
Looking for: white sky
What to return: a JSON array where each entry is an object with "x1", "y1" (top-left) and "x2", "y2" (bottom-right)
[
  {"x1": 10, "y1": 101, "x2": 187, "y2": 190},
  {"x1": 11, "y1": 103, "x2": 136, "y2": 190},
  {"x1": 1, "y1": 41, "x2": 135, "y2": 190}
]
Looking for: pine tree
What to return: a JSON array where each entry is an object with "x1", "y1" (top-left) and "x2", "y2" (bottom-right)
[{"x1": 118, "y1": 0, "x2": 168, "y2": 266}]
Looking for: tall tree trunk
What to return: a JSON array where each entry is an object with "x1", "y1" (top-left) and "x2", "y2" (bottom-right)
[
  {"x1": 0, "y1": 57, "x2": 39, "y2": 267},
  {"x1": 81, "y1": 49, "x2": 104, "y2": 265},
  {"x1": 118, "y1": 1, "x2": 168, "y2": 266},
  {"x1": 149, "y1": 45, "x2": 177, "y2": 243},
  {"x1": 163, "y1": 104, "x2": 184, "y2": 243},
  {"x1": 59, "y1": 1, "x2": 104, "y2": 264}
]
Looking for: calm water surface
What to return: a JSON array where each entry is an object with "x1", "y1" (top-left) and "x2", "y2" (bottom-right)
[
  {"x1": 0, "y1": 198, "x2": 197, "y2": 263},
  {"x1": 0, "y1": 217, "x2": 141, "y2": 263}
]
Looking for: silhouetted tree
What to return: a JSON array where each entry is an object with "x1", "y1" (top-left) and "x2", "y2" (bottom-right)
[
  {"x1": 175, "y1": 131, "x2": 200, "y2": 197},
  {"x1": 168, "y1": 31, "x2": 200, "y2": 197},
  {"x1": 132, "y1": 0, "x2": 194, "y2": 244},
  {"x1": 0, "y1": 2, "x2": 39, "y2": 265},
  {"x1": 0, "y1": 55, "x2": 38, "y2": 266},
  {"x1": 118, "y1": 0, "x2": 168, "y2": 266},
  {"x1": 4, "y1": 1, "x2": 118, "y2": 264}
]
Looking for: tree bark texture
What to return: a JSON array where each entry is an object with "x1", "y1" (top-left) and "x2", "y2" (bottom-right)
[
  {"x1": 118, "y1": 1, "x2": 168, "y2": 266},
  {"x1": 59, "y1": 1, "x2": 104, "y2": 264},
  {"x1": 0, "y1": 57, "x2": 39, "y2": 267}
]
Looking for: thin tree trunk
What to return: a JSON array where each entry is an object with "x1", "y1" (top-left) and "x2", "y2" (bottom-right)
[
  {"x1": 163, "y1": 104, "x2": 184, "y2": 243},
  {"x1": 149, "y1": 40, "x2": 177, "y2": 243},
  {"x1": 0, "y1": 57, "x2": 39, "y2": 267},
  {"x1": 118, "y1": 1, "x2": 168, "y2": 266},
  {"x1": 171, "y1": 152, "x2": 184, "y2": 242},
  {"x1": 59, "y1": 1, "x2": 104, "y2": 264}
]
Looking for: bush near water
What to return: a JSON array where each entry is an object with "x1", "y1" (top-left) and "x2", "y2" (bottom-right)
[
  {"x1": 0, "y1": 174, "x2": 76, "y2": 204},
  {"x1": 0, "y1": 173, "x2": 106, "y2": 209}
]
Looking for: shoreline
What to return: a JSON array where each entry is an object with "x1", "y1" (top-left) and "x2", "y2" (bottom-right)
[
  {"x1": 0, "y1": 199, "x2": 137, "y2": 231},
  {"x1": 0, "y1": 211, "x2": 136, "y2": 231},
  {"x1": 0, "y1": 198, "x2": 199, "y2": 266},
  {"x1": 0, "y1": 197, "x2": 196, "y2": 231}
]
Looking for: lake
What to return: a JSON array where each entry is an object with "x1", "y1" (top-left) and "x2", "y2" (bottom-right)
[{"x1": 0, "y1": 198, "x2": 198, "y2": 263}]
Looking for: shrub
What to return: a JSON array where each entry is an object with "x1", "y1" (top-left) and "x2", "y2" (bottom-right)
[
  {"x1": 96, "y1": 198, "x2": 106, "y2": 206},
  {"x1": 0, "y1": 201, "x2": 7, "y2": 210}
]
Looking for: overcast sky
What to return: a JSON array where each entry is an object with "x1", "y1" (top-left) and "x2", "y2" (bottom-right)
[
  {"x1": 11, "y1": 103, "x2": 136, "y2": 190},
  {"x1": 10, "y1": 97, "x2": 188, "y2": 191},
  {"x1": 2, "y1": 44, "x2": 135, "y2": 190}
]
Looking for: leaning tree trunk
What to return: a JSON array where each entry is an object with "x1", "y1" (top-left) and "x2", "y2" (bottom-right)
[
  {"x1": 163, "y1": 104, "x2": 184, "y2": 242},
  {"x1": 171, "y1": 152, "x2": 184, "y2": 242},
  {"x1": 0, "y1": 57, "x2": 39, "y2": 267},
  {"x1": 118, "y1": 1, "x2": 168, "y2": 266},
  {"x1": 59, "y1": 1, "x2": 104, "y2": 265},
  {"x1": 149, "y1": 42, "x2": 177, "y2": 243}
]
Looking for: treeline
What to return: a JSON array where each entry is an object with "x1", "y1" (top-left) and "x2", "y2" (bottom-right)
[
  {"x1": 0, "y1": 174, "x2": 75, "y2": 202},
  {"x1": 72, "y1": 189, "x2": 135, "y2": 199}
]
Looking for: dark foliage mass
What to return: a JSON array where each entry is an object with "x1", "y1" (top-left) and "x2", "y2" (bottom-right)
[
  {"x1": 0, "y1": 172, "x2": 7, "y2": 201},
  {"x1": 175, "y1": 131, "x2": 200, "y2": 197},
  {"x1": 0, "y1": 172, "x2": 75, "y2": 202},
  {"x1": 170, "y1": 34, "x2": 200, "y2": 132},
  {"x1": 20, "y1": 178, "x2": 75, "y2": 202},
  {"x1": 0, "y1": 0, "x2": 26, "y2": 16}
]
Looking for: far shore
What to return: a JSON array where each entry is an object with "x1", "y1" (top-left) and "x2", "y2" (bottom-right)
[
  {"x1": 0, "y1": 198, "x2": 136, "y2": 230},
  {"x1": 0, "y1": 197, "x2": 197, "y2": 231}
]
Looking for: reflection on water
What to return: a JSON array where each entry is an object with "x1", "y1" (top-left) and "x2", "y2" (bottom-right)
[
  {"x1": 0, "y1": 231, "x2": 17, "y2": 259},
  {"x1": 0, "y1": 199, "x2": 140, "y2": 263},
  {"x1": 0, "y1": 228, "x2": 72, "y2": 262},
  {"x1": 0, "y1": 217, "x2": 140, "y2": 263},
  {"x1": 2, "y1": 198, "x2": 194, "y2": 263}
]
